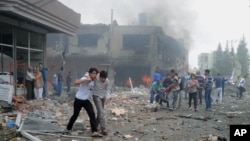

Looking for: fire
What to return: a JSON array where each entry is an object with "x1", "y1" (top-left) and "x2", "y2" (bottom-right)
[
  {"x1": 125, "y1": 79, "x2": 131, "y2": 86},
  {"x1": 142, "y1": 74, "x2": 151, "y2": 86}
]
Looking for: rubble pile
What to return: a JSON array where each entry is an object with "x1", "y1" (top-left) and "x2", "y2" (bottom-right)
[{"x1": 0, "y1": 85, "x2": 249, "y2": 141}]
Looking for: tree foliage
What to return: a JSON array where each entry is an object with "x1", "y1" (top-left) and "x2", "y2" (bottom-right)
[
  {"x1": 213, "y1": 43, "x2": 223, "y2": 74},
  {"x1": 236, "y1": 36, "x2": 249, "y2": 76},
  {"x1": 213, "y1": 37, "x2": 249, "y2": 77},
  {"x1": 213, "y1": 42, "x2": 232, "y2": 75},
  {"x1": 223, "y1": 41, "x2": 233, "y2": 75}
]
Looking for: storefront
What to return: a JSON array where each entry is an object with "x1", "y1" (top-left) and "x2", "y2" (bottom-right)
[{"x1": 0, "y1": 0, "x2": 80, "y2": 98}]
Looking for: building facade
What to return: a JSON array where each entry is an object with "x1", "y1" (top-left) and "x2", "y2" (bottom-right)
[
  {"x1": 47, "y1": 23, "x2": 188, "y2": 87},
  {"x1": 0, "y1": 0, "x2": 80, "y2": 91},
  {"x1": 198, "y1": 53, "x2": 214, "y2": 73}
]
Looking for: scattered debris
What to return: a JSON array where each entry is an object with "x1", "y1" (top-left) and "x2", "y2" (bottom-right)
[
  {"x1": 123, "y1": 134, "x2": 133, "y2": 139},
  {"x1": 0, "y1": 85, "x2": 249, "y2": 140},
  {"x1": 176, "y1": 114, "x2": 209, "y2": 121},
  {"x1": 111, "y1": 108, "x2": 126, "y2": 116}
]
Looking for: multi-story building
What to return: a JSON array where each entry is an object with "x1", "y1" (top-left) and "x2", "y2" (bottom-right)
[
  {"x1": 198, "y1": 53, "x2": 214, "y2": 73},
  {"x1": 47, "y1": 23, "x2": 188, "y2": 87}
]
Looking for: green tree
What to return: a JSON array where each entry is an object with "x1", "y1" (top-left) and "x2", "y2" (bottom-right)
[
  {"x1": 222, "y1": 41, "x2": 232, "y2": 75},
  {"x1": 236, "y1": 36, "x2": 249, "y2": 76},
  {"x1": 214, "y1": 42, "x2": 223, "y2": 74},
  {"x1": 230, "y1": 46, "x2": 235, "y2": 59}
]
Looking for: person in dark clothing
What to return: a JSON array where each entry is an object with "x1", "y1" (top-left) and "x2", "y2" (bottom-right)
[
  {"x1": 204, "y1": 69, "x2": 213, "y2": 111},
  {"x1": 25, "y1": 66, "x2": 34, "y2": 100},
  {"x1": 188, "y1": 73, "x2": 199, "y2": 112},
  {"x1": 162, "y1": 73, "x2": 172, "y2": 107},
  {"x1": 221, "y1": 76, "x2": 227, "y2": 97},
  {"x1": 184, "y1": 72, "x2": 190, "y2": 99},
  {"x1": 66, "y1": 71, "x2": 72, "y2": 93},
  {"x1": 195, "y1": 71, "x2": 205, "y2": 105},
  {"x1": 237, "y1": 75, "x2": 246, "y2": 99},
  {"x1": 163, "y1": 73, "x2": 172, "y2": 88},
  {"x1": 57, "y1": 67, "x2": 64, "y2": 97},
  {"x1": 178, "y1": 75, "x2": 186, "y2": 109}
]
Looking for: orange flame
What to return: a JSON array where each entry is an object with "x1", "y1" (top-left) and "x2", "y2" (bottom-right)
[{"x1": 142, "y1": 74, "x2": 151, "y2": 86}]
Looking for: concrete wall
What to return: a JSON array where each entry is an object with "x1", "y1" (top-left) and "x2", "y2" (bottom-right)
[
  {"x1": 67, "y1": 25, "x2": 109, "y2": 56},
  {"x1": 111, "y1": 26, "x2": 157, "y2": 58},
  {"x1": 46, "y1": 24, "x2": 188, "y2": 87}
]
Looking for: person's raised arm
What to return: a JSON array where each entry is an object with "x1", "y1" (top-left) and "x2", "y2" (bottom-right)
[{"x1": 74, "y1": 76, "x2": 91, "y2": 85}]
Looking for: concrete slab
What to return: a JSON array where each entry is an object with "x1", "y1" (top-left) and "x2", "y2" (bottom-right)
[{"x1": 19, "y1": 117, "x2": 64, "y2": 133}]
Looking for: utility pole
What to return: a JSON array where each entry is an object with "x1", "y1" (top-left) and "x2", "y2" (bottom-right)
[{"x1": 107, "y1": 9, "x2": 113, "y2": 73}]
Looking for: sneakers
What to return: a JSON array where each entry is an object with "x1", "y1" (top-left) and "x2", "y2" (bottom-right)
[
  {"x1": 92, "y1": 132, "x2": 103, "y2": 137},
  {"x1": 63, "y1": 129, "x2": 71, "y2": 134},
  {"x1": 206, "y1": 108, "x2": 212, "y2": 111},
  {"x1": 101, "y1": 128, "x2": 108, "y2": 135}
]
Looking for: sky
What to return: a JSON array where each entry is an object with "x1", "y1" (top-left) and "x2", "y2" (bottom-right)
[{"x1": 58, "y1": 0, "x2": 250, "y2": 68}]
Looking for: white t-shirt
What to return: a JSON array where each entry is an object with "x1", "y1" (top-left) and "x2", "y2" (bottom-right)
[{"x1": 75, "y1": 76, "x2": 94, "y2": 100}]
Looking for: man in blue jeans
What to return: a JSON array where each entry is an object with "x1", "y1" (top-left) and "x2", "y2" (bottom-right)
[
  {"x1": 38, "y1": 63, "x2": 48, "y2": 100},
  {"x1": 57, "y1": 67, "x2": 64, "y2": 97},
  {"x1": 204, "y1": 69, "x2": 213, "y2": 111}
]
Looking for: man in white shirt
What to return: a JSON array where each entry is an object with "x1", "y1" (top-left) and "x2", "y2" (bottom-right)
[
  {"x1": 66, "y1": 68, "x2": 103, "y2": 137},
  {"x1": 92, "y1": 70, "x2": 110, "y2": 135}
]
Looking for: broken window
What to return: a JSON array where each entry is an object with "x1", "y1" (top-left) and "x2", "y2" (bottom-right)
[
  {"x1": 123, "y1": 34, "x2": 150, "y2": 50},
  {"x1": 78, "y1": 34, "x2": 99, "y2": 47}
]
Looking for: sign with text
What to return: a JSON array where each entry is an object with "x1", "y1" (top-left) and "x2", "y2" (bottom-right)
[{"x1": 230, "y1": 125, "x2": 250, "y2": 141}]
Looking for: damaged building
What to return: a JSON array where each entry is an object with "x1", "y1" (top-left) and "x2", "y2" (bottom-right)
[
  {"x1": 0, "y1": 0, "x2": 80, "y2": 99},
  {"x1": 47, "y1": 22, "x2": 188, "y2": 87}
]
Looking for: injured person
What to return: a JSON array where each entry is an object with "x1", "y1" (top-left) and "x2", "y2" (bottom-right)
[{"x1": 155, "y1": 89, "x2": 169, "y2": 107}]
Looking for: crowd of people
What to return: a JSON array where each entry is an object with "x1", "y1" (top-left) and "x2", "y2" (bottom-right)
[
  {"x1": 23, "y1": 64, "x2": 247, "y2": 137},
  {"x1": 149, "y1": 68, "x2": 247, "y2": 112},
  {"x1": 25, "y1": 63, "x2": 50, "y2": 100},
  {"x1": 25, "y1": 63, "x2": 74, "y2": 100}
]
